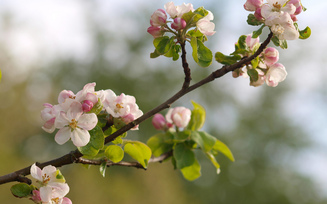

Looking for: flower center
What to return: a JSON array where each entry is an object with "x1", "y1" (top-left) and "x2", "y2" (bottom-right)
[
  {"x1": 42, "y1": 174, "x2": 51, "y2": 184},
  {"x1": 271, "y1": 24, "x2": 284, "y2": 35},
  {"x1": 69, "y1": 119, "x2": 78, "y2": 129},
  {"x1": 273, "y1": 2, "x2": 282, "y2": 10}
]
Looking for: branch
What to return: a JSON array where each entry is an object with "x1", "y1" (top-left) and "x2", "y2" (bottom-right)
[
  {"x1": 0, "y1": 32, "x2": 273, "y2": 185},
  {"x1": 180, "y1": 42, "x2": 192, "y2": 89}
]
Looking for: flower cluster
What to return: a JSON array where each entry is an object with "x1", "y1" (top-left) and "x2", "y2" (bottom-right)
[
  {"x1": 41, "y1": 83, "x2": 143, "y2": 147},
  {"x1": 152, "y1": 106, "x2": 191, "y2": 130},
  {"x1": 30, "y1": 164, "x2": 71, "y2": 204},
  {"x1": 233, "y1": 34, "x2": 286, "y2": 87},
  {"x1": 244, "y1": 0, "x2": 303, "y2": 40},
  {"x1": 147, "y1": 2, "x2": 215, "y2": 38}
]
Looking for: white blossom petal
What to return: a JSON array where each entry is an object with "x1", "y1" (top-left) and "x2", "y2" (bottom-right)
[
  {"x1": 55, "y1": 127, "x2": 72, "y2": 145},
  {"x1": 78, "y1": 113, "x2": 98, "y2": 130},
  {"x1": 70, "y1": 128, "x2": 90, "y2": 147}
]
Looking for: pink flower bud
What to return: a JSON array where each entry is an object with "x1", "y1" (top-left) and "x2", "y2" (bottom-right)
[
  {"x1": 147, "y1": 26, "x2": 163, "y2": 38},
  {"x1": 152, "y1": 113, "x2": 167, "y2": 130},
  {"x1": 171, "y1": 18, "x2": 186, "y2": 30},
  {"x1": 166, "y1": 107, "x2": 191, "y2": 128},
  {"x1": 150, "y1": 9, "x2": 167, "y2": 27},
  {"x1": 245, "y1": 34, "x2": 260, "y2": 50},
  {"x1": 82, "y1": 100, "x2": 94, "y2": 112},
  {"x1": 31, "y1": 190, "x2": 42, "y2": 203},
  {"x1": 244, "y1": 0, "x2": 263, "y2": 11},
  {"x1": 287, "y1": 0, "x2": 302, "y2": 15},
  {"x1": 264, "y1": 47, "x2": 279, "y2": 66},
  {"x1": 254, "y1": 7, "x2": 263, "y2": 21}
]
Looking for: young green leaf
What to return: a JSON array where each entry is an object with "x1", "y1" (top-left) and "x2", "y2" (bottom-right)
[
  {"x1": 10, "y1": 183, "x2": 33, "y2": 198},
  {"x1": 247, "y1": 68, "x2": 259, "y2": 82},
  {"x1": 187, "y1": 100, "x2": 206, "y2": 131},
  {"x1": 190, "y1": 131, "x2": 216, "y2": 152},
  {"x1": 247, "y1": 14, "x2": 263, "y2": 26},
  {"x1": 206, "y1": 152, "x2": 221, "y2": 174},
  {"x1": 173, "y1": 143, "x2": 195, "y2": 169},
  {"x1": 252, "y1": 25, "x2": 265, "y2": 38},
  {"x1": 147, "y1": 133, "x2": 174, "y2": 157},
  {"x1": 213, "y1": 139, "x2": 235, "y2": 162},
  {"x1": 279, "y1": 39, "x2": 288, "y2": 49},
  {"x1": 105, "y1": 145, "x2": 124, "y2": 163},
  {"x1": 153, "y1": 36, "x2": 174, "y2": 55},
  {"x1": 215, "y1": 52, "x2": 242, "y2": 65},
  {"x1": 191, "y1": 37, "x2": 213, "y2": 67},
  {"x1": 78, "y1": 125, "x2": 105, "y2": 156},
  {"x1": 180, "y1": 159, "x2": 201, "y2": 181},
  {"x1": 251, "y1": 56, "x2": 260, "y2": 69},
  {"x1": 99, "y1": 161, "x2": 107, "y2": 177},
  {"x1": 124, "y1": 141, "x2": 152, "y2": 168},
  {"x1": 299, "y1": 26, "x2": 311, "y2": 39}
]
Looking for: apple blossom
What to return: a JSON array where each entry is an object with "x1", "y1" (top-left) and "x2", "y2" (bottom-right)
[
  {"x1": 54, "y1": 101, "x2": 98, "y2": 147},
  {"x1": 245, "y1": 34, "x2": 260, "y2": 50},
  {"x1": 164, "y1": 2, "x2": 194, "y2": 18},
  {"x1": 166, "y1": 107, "x2": 191, "y2": 128},
  {"x1": 147, "y1": 26, "x2": 163, "y2": 38},
  {"x1": 196, "y1": 11, "x2": 216, "y2": 36},
  {"x1": 150, "y1": 9, "x2": 167, "y2": 27},
  {"x1": 264, "y1": 47, "x2": 279, "y2": 66},
  {"x1": 265, "y1": 63, "x2": 287, "y2": 87},
  {"x1": 171, "y1": 18, "x2": 186, "y2": 30},
  {"x1": 244, "y1": 0, "x2": 263, "y2": 11},
  {"x1": 152, "y1": 113, "x2": 167, "y2": 130},
  {"x1": 41, "y1": 103, "x2": 58, "y2": 133}
]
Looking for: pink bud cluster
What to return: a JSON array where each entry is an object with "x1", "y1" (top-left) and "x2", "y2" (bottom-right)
[
  {"x1": 147, "y1": 2, "x2": 215, "y2": 38},
  {"x1": 41, "y1": 83, "x2": 143, "y2": 147},
  {"x1": 233, "y1": 34, "x2": 286, "y2": 87},
  {"x1": 30, "y1": 164, "x2": 71, "y2": 204},
  {"x1": 244, "y1": 0, "x2": 303, "y2": 40},
  {"x1": 152, "y1": 107, "x2": 191, "y2": 130}
]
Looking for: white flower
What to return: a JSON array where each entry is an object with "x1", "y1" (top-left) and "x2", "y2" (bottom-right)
[
  {"x1": 265, "y1": 63, "x2": 287, "y2": 87},
  {"x1": 54, "y1": 101, "x2": 98, "y2": 147},
  {"x1": 196, "y1": 11, "x2": 216, "y2": 36},
  {"x1": 164, "y1": 2, "x2": 194, "y2": 18},
  {"x1": 166, "y1": 107, "x2": 191, "y2": 128}
]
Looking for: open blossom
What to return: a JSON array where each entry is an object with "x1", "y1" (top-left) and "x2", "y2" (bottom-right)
[
  {"x1": 196, "y1": 11, "x2": 216, "y2": 36},
  {"x1": 166, "y1": 107, "x2": 191, "y2": 128},
  {"x1": 244, "y1": 0, "x2": 263, "y2": 11},
  {"x1": 54, "y1": 102, "x2": 98, "y2": 147},
  {"x1": 30, "y1": 164, "x2": 71, "y2": 204},
  {"x1": 164, "y1": 2, "x2": 194, "y2": 18},
  {"x1": 265, "y1": 63, "x2": 287, "y2": 87}
]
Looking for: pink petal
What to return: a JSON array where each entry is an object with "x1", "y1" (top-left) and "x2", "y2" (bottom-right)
[
  {"x1": 55, "y1": 127, "x2": 72, "y2": 145},
  {"x1": 30, "y1": 163, "x2": 43, "y2": 181},
  {"x1": 78, "y1": 113, "x2": 98, "y2": 130},
  {"x1": 71, "y1": 128, "x2": 90, "y2": 147}
]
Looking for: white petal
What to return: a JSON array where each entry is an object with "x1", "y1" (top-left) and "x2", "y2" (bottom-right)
[
  {"x1": 30, "y1": 163, "x2": 43, "y2": 181},
  {"x1": 71, "y1": 128, "x2": 90, "y2": 147},
  {"x1": 55, "y1": 127, "x2": 72, "y2": 145},
  {"x1": 78, "y1": 113, "x2": 98, "y2": 130},
  {"x1": 39, "y1": 186, "x2": 52, "y2": 202},
  {"x1": 54, "y1": 112, "x2": 69, "y2": 129},
  {"x1": 67, "y1": 102, "x2": 83, "y2": 120},
  {"x1": 48, "y1": 182, "x2": 70, "y2": 198}
]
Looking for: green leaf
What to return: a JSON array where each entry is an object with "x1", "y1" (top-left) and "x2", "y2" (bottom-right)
[
  {"x1": 153, "y1": 36, "x2": 174, "y2": 55},
  {"x1": 299, "y1": 26, "x2": 311, "y2": 39},
  {"x1": 105, "y1": 145, "x2": 124, "y2": 163},
  {"x1": 271, "y1": 35, "x2": 280, "y2": 47},
  {"x1": 150, "y1": 49, "x2": 160, "y2": 58},
  {"x1": 280, "y1": 39, "x2": 288, "y2": 49},
  {"x1": 78, "y1": 125, "x2": 105, "y2": 156},
  {"x1": 247, "y1": 68, "x2": 259, "y2": 82},
  {"x1": 180, "y1": 159, "x2": 201, "y2": 181},
  {"x1": 55, "y1": 169, "x2": 66, "y2": 183},
  {"x1": 88, "y1": 98, "x2": 103, "y2": 115},
  {"x1": 187, "y1": 101, "x2": 206, "y2": 131},
  {"x1": 182, "y1": 7, "x2": 208, "y2": 24},
  {"x1": 147, "y1": 133, "x2": 174, "y2": 157},
  {"x1": 97, "y1": 113, "x2": 108, "y2": 128},
  {"x1": 251, "y1": 56, "x2": 260, "y2": 69},
  {"x1": 191, "y1": 37, "x2": 213, "y2": 67},
  {"x1": 215, "y1": 52, "x2": 242, "y2": 65},
  {"x1": 174, "y1": 130, "x2": 191, "y2": 141},
  {"x1": 206, "y1": 152, "x2": 221, "y2": 174},
  {"x1": 190, "y1": 131, "x2": 216, "y2": 152},
  {"x1": 252, "y1": 25, "x2": 265, "y2": 38},
  {"x1": 124, "y1": 141, "x2": 152, "y2": 168},
  {"x1": 164, "y1": 44, "x2": 180, "y2": 61},
  {"x1": 10, "y1": 183, "x2": 32, "y2": 198},
  {"x1": 173, "y1": 143, "x2": 195, "y2": 169},
  {"x1": 99, "y1": 161, "x2": 107, "y2": 177},
  {"x1": 247, "y1": 14, "x2": 263, "y2": 26},
  {"x1": 187, "y1": 29, "x2": 205, "y2": 39},
  {"x1": 212, "y1": 139, "x2": 235, "y2": 162},
  {"x1": 237, "y1": 35, "x2": 247, "y2": 50}
]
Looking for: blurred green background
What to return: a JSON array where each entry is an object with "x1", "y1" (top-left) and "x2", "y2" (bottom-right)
[{"x1": 1, "y1": 0, "x2": 327, "y2": 203}]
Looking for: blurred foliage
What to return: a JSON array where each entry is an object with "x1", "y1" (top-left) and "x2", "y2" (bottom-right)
[{"x1": 0, "y1": 1, "x2": 327, "y2": 204}]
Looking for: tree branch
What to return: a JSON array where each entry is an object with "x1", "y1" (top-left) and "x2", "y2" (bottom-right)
[
  {"x1": 180, "y1": 42, "x2": 192, "y2": 89},
  {"x1": 0, "y1": 32, "x2": 273, "y2": 185}
]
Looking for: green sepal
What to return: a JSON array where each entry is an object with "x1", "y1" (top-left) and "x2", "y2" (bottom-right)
[
  {"x1": 187, "y1": 101, "x2": 206, "y2": 131},
  {"x1": 212, "y1": 139, "x2": 235, "y2": 162},
  {"x1": 88, "y1": 98, "x2": 103, "y2": 115},
  {"x1": 190, "y1": 131, "x2": 216, "y2": 152},
  {"x1": 173, "y1": 143, "x2": 195, "y2": 169},
  {"x1": 247, "y1": 68, "x2": 259, "y2": 82},
  {"x1": 180, "y1": 158, "x2": 201, "y2": 181},
  {"x1": 78, "y1": 125, "x2": 104, "y2": 156},
  {"x1": 252, "y1": 25, "x2": 265, "y2": 38},
  {"x1": 215, "y1": 52, "x2": 242, "y2": 65},
  {"x1": 247, "y1": 14, "x2": 263, "y2": 26},
  {"x1": 99, "y1": 161, "x2": 107, "y2": 177},
  {"x1": 299, "y1": 26, "x2": 311, "y2": 39},
  {"x1": 153, "y1": 36, "x2": 174, "y2": 55},
  {"x1": 191, "y1": 37, "x2": 213, "y2": 67},
  {"x1": 147, "y1": 132, "x2": 174, "y2": 157},
  {"x1": 280, "y1": 39, "x2": 288, "y2": 49},
  {"x1": 10, "y1": 183, "x2": 33, "y2": 198},
  {"x1": 105, "y1": 145, "x2": 124, "y2": 163},
  {"x1": 124, "y1": 141, "x2": 152, "y2": 168},
  {"x1": 271, "y1": 35, "x2": 280, "y2": 47}
]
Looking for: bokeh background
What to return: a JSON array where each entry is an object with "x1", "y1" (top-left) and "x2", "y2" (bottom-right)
[{"x1": 1, "y1": 0, "x2": 327, "y2": 203}]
